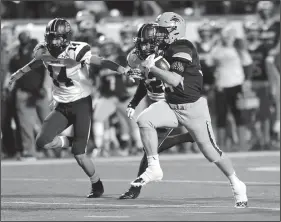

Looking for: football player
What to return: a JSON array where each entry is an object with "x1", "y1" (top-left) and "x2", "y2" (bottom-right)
[
  {"x1": 243, "y1": 20, "x2": 272, "y2": 150},
  {"x1": 119, "y1": 23, "x2": 194, "y2": 199},
  {"x1": 91, "y1": 36, "x2": 133, "y2": 157},
  {"x1": 73, "y1": 10, "x2": 102, "y2": 54},
  {"x1": 194, "y1": 20, "x2": 216, "y2": 94},
  {"x1": 8, "y1": 18, "x2": 131, "y2": 198},
  {"x1": 256, "y1": 1, "x2": 280, "y2": 51},
  {"x1": 125, "y1": 13, "x2": 248, "y2": 208}
]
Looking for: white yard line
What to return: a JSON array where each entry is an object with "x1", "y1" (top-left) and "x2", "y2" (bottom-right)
[
  {"x1": 84, "y1": 216, "x2": 130, "y2": 218},
  {"x1": 1, "y1": 151, "x2": 279, "y2": 167},
  {"x1": 2, "y1": 201, "x2": 279, "y2": 212}
]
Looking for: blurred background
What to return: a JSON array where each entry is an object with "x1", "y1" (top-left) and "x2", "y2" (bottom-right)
[{"x1": 1, "y1": 0, "x2": 280, "y2": 161}]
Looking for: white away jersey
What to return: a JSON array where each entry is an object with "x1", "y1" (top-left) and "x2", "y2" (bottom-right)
[{"x1": 34, "y1": 41, "x2": 93, "y2": 103}]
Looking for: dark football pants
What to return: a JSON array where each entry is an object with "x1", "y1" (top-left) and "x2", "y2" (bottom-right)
[{"x1": 36, "y1": 96, "x2": 92, "y2": 155}]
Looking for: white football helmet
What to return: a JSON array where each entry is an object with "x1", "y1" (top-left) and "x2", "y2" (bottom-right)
[{"x1": 155, "y1": 12, "x2": 186, "y2": 43}]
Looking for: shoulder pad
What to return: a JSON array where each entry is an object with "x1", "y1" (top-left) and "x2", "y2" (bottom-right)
[
  {"x1": 169, "y1": 39, "x2": 194, "y2": 62},
  {"x1": 69, "y1": 41, "x2": 91, "y2": 62},
  {"x1": 33, "y1": 42, "x2": 47, "y2": 60}
]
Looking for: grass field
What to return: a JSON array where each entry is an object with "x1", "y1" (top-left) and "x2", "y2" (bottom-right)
[{"x1": 1, "y1": 151, "x2": 280, "y2": 221}]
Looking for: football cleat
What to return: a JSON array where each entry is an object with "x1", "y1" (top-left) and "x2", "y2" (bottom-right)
[
  {"x1": 131, "y1": 166, "x2": 163, "y2": 187},
  {"x1": 119, "y1": 186, "x2": 141, "y2": 199},
  {"x1": 231, "y1": 180, "x2": 248, "y2": 208},
  {"x1": 87, "y1": 179, "x2": 104, "y2": 198}
]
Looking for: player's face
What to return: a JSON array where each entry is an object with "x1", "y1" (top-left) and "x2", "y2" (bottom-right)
[{"x1": 139, "y1": 41, "x2": 153, "y2": 57}]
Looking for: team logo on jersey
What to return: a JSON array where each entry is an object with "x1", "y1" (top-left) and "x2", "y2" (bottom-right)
[{"x1": 171, "y1": 61, "x2": 184, "y2": 73}]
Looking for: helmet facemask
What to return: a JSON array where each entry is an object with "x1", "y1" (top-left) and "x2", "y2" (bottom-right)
[
  {"x1": 134, "y1": 24, "x2": 169, "y2": 60},
  {"x1": 45, "y1": 19, "x2": 72, "y2": 58}
]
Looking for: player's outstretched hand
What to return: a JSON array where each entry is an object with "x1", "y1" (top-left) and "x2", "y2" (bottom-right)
[{"x1": 126, "y1": 68, "x2": 144, "y2": 80}]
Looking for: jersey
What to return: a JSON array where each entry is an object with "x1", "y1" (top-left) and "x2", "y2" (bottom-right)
[
  {"x1": 194, "y1": 41, "x2": 215, "y2": 86},
  {"x1": 163, "y1": 39, "x2": 203, "y2": 104},
  {"x1": 34, "y1": 41, "x2": 93, "y2": 103},
  {"x1": 247, "y1": 41, "x2": 268, "y2": 81},
  {"x1": 259, "y1": 17, "x2": 280, "y2": 50},
  {"x1": 127, "y1": 49, "x2": 165, "y2": 102},
  {"x1": 97, "y1": 54, "x2": 129, "y2": 99}
]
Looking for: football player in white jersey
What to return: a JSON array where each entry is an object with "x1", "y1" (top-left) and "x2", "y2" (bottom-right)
[{"x1": 8, "y1": 18, "x2": 131, "y2": 198}]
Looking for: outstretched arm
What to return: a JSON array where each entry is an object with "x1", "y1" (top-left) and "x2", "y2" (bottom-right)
[
  {"x1": 90, "y1": 55, "x2": 128, "y2": 75},
  {"x1": 9, "y1": 58, "x2": 44, "y2": 85}
]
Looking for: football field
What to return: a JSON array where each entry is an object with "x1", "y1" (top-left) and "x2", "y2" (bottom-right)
[{"x1": 1, "y1": 151, "x2": 280, "y2": 221}]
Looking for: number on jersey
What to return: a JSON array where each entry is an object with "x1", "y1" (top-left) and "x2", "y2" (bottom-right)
[{"x1": 48, "y1": 65, "x2": 74, "y2": 87}]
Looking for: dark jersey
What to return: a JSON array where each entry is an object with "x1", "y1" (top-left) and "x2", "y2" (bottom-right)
[
  {"x1": 194, "y1": 41, "x2": 215, "y2": 86},
  {"x1": 163, "y1": 39, "x2": 203, "y2": 104},
  {"x1": 98, "y1": 54, "x2": 130, "y2": 99},
  {"x1": 247, "y1": 41, "x2": 268, "y2": 81},
  {"x1": 259, "y1": 18, "x2": 280, "y2": 50}
]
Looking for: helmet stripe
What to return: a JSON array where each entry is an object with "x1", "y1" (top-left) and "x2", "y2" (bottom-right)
[
  {"x1": 50, "y1": 19, "x2": 57, "y2": 32},
  {"x1": 53, "y1": 18, "x2": 59, "y2": 32}
]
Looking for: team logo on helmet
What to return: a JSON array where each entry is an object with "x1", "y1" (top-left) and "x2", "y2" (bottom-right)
[{"x1": 170, "y1": 15, "x2": 181, "y2": 23}]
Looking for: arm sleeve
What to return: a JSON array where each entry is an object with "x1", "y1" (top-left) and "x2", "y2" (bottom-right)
[{"x1": 128, "y1": 80, "x2": 147, "y2": 108}]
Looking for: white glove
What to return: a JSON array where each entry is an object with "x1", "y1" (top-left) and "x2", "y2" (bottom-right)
[
  {"x1": 126, "y1": 107, "x2": 135, "y2": 120},
  {"x1": 140, "y1": 54, "x2": 156, "y2": 75}
]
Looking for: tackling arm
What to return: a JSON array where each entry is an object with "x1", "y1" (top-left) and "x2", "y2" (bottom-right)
[
  {"x1": 9, "y1": 58, "x2": 44, "y2": 85},
  {"x1": 90, "y1": 55, "x2": 127, "y2": 75}
]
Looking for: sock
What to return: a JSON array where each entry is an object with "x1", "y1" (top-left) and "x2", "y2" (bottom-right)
[
  {"x1": 228, "y1": 172, "x2": 240, "y2": 185},
  {"x1": 147, "y1": 155, "x2": 160, "y2": 168},
  {"x1": 90, "y1": 173, "x2": 100, "y2": 184}
]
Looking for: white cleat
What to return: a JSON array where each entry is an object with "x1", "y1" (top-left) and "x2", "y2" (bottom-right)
[
  {"x1": 231, "y1": 180, "x2": 248, "y2": 208},
  {"x1": 131, "y1": 166, "x2": 163, "y2": 187}
]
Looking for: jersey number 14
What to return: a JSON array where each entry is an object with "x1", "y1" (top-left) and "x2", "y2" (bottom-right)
[{"x1": 48, "y1": 65, "x2": 74, "y2": 88}]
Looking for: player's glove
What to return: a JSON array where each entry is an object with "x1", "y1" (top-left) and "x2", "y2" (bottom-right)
[
  {"x1": 125, "y1": 68, "x2": 144, "y2": 80},
  {"x1": 140, "y1": 54, "x2": 156, "y2": 74},
  {"x1": 127, "y1": 103, "x2": 136, "y2": 120}
]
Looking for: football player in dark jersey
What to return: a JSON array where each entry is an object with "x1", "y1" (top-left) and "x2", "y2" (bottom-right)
[
  {"x1": 119, "y1": 23, "x2": 194, "y2": 199},
  {"x1": 256, "y1": 1, "x2": 280, "y2": 51},
  {"x1": 194, "y1": 20, "x2": 216, "y2": 94},
  {"x1": 124, "y1": 13, "x2": 248, "y2": 208},
  {"x1": 91, "y1": 36, "x2": 133, "y2": 157},
  {"x1": 243, "y1": 20, "x2": 272, "y2": 150}
]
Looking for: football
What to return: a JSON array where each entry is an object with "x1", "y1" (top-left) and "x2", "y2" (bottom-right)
[{"x1": 154, "y1": 56, "x2": 170, "y2": 70}]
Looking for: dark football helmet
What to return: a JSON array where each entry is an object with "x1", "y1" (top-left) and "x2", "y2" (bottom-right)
[
  {"x1": 134, "y1": 23, "x2": 168, "y2": 60},
  {"x1": 44, "y1": 18, "x2": 72, "y2": 57}
]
